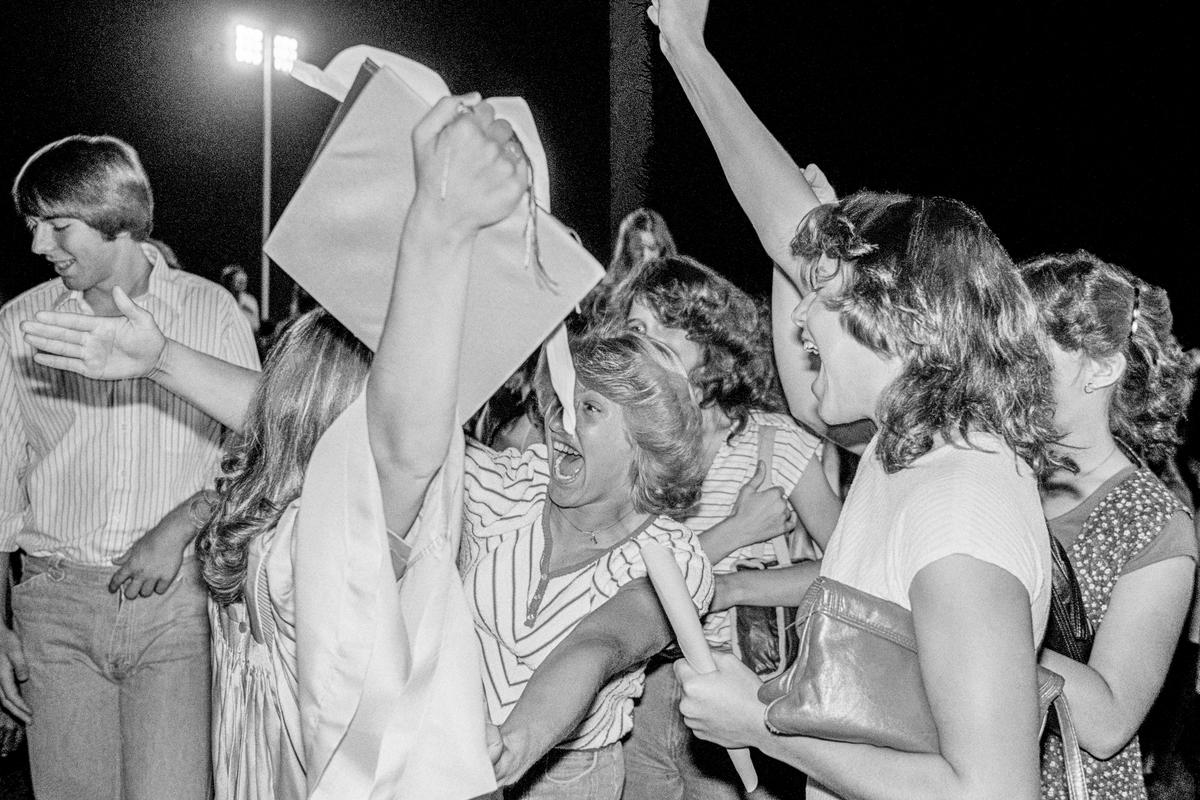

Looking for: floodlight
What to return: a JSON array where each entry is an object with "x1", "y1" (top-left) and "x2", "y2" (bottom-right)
[
  {"x1": 235, "y1": 24, "x2": 264, "y2": 66},
  {"x1": 273, "y1": 35, "x2": 299, "y2": 73}
]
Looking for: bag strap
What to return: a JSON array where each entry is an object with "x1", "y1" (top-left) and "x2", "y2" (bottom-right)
[
  {"x1": 1046, "y1": 532, "x2": 1094, "y2": 663},
  {"x1": 1052, "y1": 693, "x2": 1090, "y2": 800},
  {"x1": 756, "y1": 425, "x2": 792, "y2": 567}
]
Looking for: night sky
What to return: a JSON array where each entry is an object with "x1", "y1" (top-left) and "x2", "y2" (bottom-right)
[{"x1": 3, "y1": 2, "x2": 1193, "y2": 345}]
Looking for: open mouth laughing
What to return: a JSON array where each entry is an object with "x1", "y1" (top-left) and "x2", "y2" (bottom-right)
[{"x1": 550, "y1": 438, "x2": 584, "y2": 483}]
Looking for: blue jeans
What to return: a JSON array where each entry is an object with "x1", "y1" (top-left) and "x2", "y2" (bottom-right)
[
  {"x1": 624, "y1": 659, "x2": 804, "y2": 800},
  {"x1": 12, "y1": 555, "x2": 211, "y2": 800},
  {"x1": 502, "y1": 742, "x2": 624, "y2": 800}
]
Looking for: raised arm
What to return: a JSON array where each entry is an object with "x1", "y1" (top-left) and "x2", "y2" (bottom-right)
[
  {"x1": 792, "y1": 452, "x2": 842, "y2": 548},
  {"x1": 647, "y1": 0, "x2": 883, "y2": 442},
  {"x1": 20, "y1": 287, "x2": 259, "y2": 431},
  {"x1": 366, "y1": 96, "x2": 528, "y2": 540},
  {"x1": 650, "y1": 0, "x2": 821, "y2": 272}
]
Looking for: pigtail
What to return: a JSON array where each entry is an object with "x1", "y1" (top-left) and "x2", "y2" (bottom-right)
[{"x1": 1114, "y1": 278, "x2": 1194, "y2": 468}]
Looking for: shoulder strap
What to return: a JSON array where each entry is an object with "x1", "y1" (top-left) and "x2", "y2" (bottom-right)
[
  {"x1": 756, "y1": 424, "x2": 792, "y2": 567},
  {"x1": 245, "y1": 504, "x2": 300, "y2": 645},
  {"x1": 1052, "y1": 692, "x2": 1091, "y2": 800},
  {"x1": 1045, "y1": 532, "x2": 1094, "y2": 663},
  {"x1": 244, "y1": 538, "x2": 274, "y2": 645},
  {"x1": 756, "y1": 422, "x2": 778, "y2": 469}
]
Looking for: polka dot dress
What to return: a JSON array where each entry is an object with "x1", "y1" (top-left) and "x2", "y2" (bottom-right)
[{"x1": 1041, "y1": 469, "x2": 1188, "y2": 799}]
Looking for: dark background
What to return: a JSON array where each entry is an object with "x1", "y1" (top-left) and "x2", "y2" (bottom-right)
[{"x1": 2, "y1": 1, "x2": 1193, "y2": 345}]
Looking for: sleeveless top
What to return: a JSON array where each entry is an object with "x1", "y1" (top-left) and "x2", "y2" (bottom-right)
[{"x1": 1040, "y1": 468, "x2": 1192, "y2": 800}]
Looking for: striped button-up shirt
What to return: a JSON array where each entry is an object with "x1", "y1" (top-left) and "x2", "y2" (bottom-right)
[
  {"x1": 0, "y1": 244, "x2": 260, "y2": 564},
  {"x1": 459, "y1": 441, "x2": 713, "y2": 749}
]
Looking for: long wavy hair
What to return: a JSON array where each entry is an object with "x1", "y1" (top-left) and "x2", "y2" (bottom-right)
[
  {"x1": 1020, "y1": 251, "x2": 1194, "y2": 469},
  {"x1": 578, "y1": 208, "x2": 680, "y2": 325},
  {"x1": 197, "y1": 309, "x2": 372, "y2": 604},
  {"x1": 791, "y1": 190, "x2": 1064, "y2": 477},
  {"x1": 608, "y1": 207, "x2": 678, "y2": 284},
  {"x1": 607, "y1": 254, "x2": 785, "y2": 438},
  {"x1": 540, "y1": 331, "x2": 705, "y2": 519}
]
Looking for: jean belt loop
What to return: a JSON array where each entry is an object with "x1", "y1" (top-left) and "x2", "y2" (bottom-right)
[{"x1": 48, "y1": 554, "x2": 67, "y2": 581}]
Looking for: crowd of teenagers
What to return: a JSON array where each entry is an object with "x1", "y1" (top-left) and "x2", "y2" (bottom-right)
[{"x1": 2, "y1": 1, "x2": 1198, "y2": 799}]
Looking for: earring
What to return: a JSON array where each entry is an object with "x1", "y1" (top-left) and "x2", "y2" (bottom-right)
[{"x1": 1083, "y1": 382, "x2": 1096, "y2": 394}]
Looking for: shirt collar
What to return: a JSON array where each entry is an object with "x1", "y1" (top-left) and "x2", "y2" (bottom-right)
[{"x1": 50, "y1": 242, "x2": 182, "y2": 329}]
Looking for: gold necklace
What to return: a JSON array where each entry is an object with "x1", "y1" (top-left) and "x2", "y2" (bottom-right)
[{"x1": 551, "y1": 504, "x2": 640, "y2": 545}]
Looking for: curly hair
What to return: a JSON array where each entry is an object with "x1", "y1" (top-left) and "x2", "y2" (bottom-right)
[
  {"x1": 1019, "y1": 251, "x2": 1194, "y2": 468},
  {"x1": 542, "y1": 331, "x2": 705, "y2": 519},
  {"x1": 606, "y1": 254, "x2": 785, "y2": 438},
  {"x1": 791, "y1": 190, "x2": 1065, "y2": 478},
  {"x1": 197, "y1": 309, "x2": 372, "y2": 604}
]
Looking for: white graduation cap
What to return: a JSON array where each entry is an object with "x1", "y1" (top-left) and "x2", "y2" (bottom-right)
[
  {"x1": 268, "y1": 45, "x2": 600, "y2": 430},
  {"x1": 267, "y1": 47, "x2": 603, "y2": 800}
]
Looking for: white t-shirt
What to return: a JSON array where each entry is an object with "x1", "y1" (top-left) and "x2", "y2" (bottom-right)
[
  {"x1": 810, "y1": 433, "x2": 1050, "y2": 800},
  {"x1": 821, "y1": 432, "x2": 1049, "y2": 636}
]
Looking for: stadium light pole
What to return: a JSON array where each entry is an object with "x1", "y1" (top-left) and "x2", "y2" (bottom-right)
[{"x1": 234, "y1": 24, "x2": 299, "y2": 321}]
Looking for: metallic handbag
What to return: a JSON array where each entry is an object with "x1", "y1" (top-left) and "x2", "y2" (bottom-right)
[{"x1": 757, "y1": 576, "x2": 1089, "y2": 799}]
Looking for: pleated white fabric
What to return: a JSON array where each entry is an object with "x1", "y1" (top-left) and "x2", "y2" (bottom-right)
[
  {"x1": 295, "y1": 392, "x2": 496, "y2": 800},
  {"x1": 211, "y1": 504, "x2": 306, "y2": 800}
]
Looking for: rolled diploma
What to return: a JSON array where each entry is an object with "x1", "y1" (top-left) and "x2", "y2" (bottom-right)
[{"x1": 640, "y1": 540, "x2": 759, "y2": 793}]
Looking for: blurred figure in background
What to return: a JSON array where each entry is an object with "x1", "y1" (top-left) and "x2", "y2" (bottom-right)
[
  {"x1": 220, "y1": 264, "x2": 261, "y2": 336},
  {"x1": 579, "y1": 208, "x2": 678, "y2": 323},
  {"x1": 608, "y1": 207, "x2": 677, "y2": 286}
]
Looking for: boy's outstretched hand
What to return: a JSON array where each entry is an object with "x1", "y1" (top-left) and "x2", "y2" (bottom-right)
[{"x1": 21, "y1": 285, "x2": 166, "y2": 380}]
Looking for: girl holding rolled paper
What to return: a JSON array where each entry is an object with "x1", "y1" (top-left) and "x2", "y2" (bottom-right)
[
  {"x1": 682, "y1": 195, "x2": 1058, "y2": 800},
  {"x1": 600, "y1": 253, "x2": 840, "y2": 800},
  {"x1": 647, "y1": 2, "x2": 1058, "y2": 799},
  {"x1": 1019, "y1": 253, "x2": 1196, "y2": 799}
]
